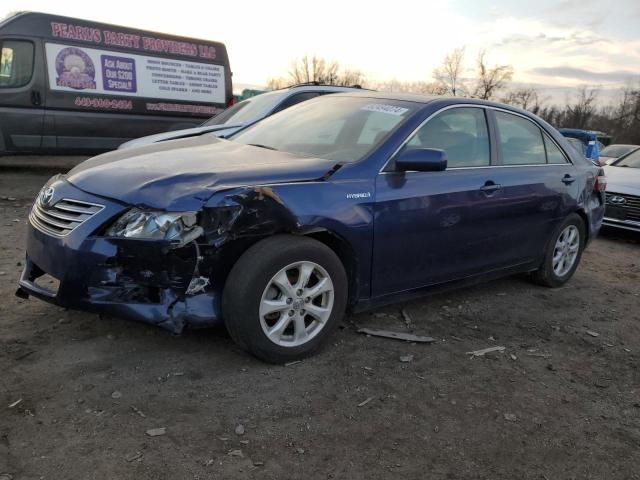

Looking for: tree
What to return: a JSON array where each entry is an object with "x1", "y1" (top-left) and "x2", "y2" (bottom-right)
[
  {"x1": 473, "y1": 50, "x2": 514, "y2": 100},
  {"x1": 368, "y1": 79, "x2": 446, "y2": 95},
  {"x1": 267, "y1": 55, "x2": 366, "y2": 87},
  {"x1": 563, "y1": 86, "x2": 599, "y2": 129},
  {"x1": 433, "y1": 47, "x2": 466, "y2": 96},
  {"x1": 502, "y1": 87, "x2": 545, "y2": 114},
  {"x1": 265, "y1": 77, "x2": 287, "y2": 90},
  {"x1": 606, "y1": 84, "x2": 640, "y2": 143}
]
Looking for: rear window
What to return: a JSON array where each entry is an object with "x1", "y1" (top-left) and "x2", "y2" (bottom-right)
[{"x1": 0, "y1": 40, "x2": 34, "y2": 88}]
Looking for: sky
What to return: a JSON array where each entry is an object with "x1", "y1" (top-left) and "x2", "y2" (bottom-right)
[{"x1": 2, "y1": 0, "x2": 639, "y2": 102}]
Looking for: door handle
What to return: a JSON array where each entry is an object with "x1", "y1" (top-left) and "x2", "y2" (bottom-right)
[
  {"x1": 31, "y1": 90, "x2": 41, "y2": 106},
  {"x1": 562, "y1": 174, "x2": 575, "y2": 185},
  {"x1": 480, "y1": 181, "x2": 502, "y2": 195}
]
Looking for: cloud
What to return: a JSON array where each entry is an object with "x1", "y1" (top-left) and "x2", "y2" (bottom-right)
[
  {"x1": 473, "y1": 15, "x2": 640, "y2": 87},
  {"x1": 530, "y1": 66, "x2": 640, "y2": 83},
  {"x1": 494, "y1": 31, "x2": 610, "y2": 49}
]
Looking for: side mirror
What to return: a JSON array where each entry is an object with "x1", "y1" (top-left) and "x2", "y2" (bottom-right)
[{"x1": 395, "y1": 148, "x2": 447, "y2": 172}]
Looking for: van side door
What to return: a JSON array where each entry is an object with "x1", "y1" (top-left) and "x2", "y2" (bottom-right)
[{"x1": 0, "y1": 37, "x2": 45, "y2": 153}]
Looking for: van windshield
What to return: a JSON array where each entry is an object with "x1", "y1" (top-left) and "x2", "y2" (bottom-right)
[
  {"x1": 232, "y1": 96, "x2": 416, "y2": 163},
  {"x1": 202, "y1": 91, "x2": 287, "y2": 126}
]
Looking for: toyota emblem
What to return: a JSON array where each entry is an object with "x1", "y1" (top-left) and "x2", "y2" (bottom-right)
[
  {"x1": 40, "y1": 186, "x2": 55, "y2": 207},
  {"x1": 608, "y1": 195, "x2": 626, "y2": 205}
]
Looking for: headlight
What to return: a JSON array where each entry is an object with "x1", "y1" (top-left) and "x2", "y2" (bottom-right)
[{"x1": 106, "y1": 208, "x2": 203, "y2": 247}]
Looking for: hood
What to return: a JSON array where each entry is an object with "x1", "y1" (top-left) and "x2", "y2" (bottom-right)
[
  {"x1": 118, "y1": 123, "x2": 245, "y2": 150},
  {"x1": 67, "y1": 135, "x2": 337, "y2": 210},
  {"x1": 603, "y1": 165, "x2": 640, "y2": 196}
]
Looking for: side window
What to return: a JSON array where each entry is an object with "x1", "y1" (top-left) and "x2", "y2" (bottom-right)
[
  {"x1": 495, "y1": 111, "x2": 546, "y2": 165},
  {"x1": 0, "y1": 40, "x2": 35, "y2": 88},
  {"x1": 544, "y1": 135, "x2": 569, "y2": 164},
  {"x1": 402, "y1": 107, "x2": 490, "y2": 168},
  {"x1": 272, "y1": 92, "x2": 320, "y2": 114}
]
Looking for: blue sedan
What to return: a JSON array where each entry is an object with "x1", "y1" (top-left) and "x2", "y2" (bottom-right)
[{"x1": 17, "y1": 93, "x2": 606, "y2": 362}]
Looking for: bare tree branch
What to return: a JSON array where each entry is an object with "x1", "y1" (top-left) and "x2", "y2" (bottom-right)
[
  {"x1": 502, "y1": 87, "x2": 547, "y2": 114},
  {"x1": 473, "y1": 50, "x2": 514, "y2": 100},
  {"x1": 433, "y1": 47, "x2": 466, "y2": 96},
  {"x1": 279, "y1": 55, "x2": 362, "y2": 86}
]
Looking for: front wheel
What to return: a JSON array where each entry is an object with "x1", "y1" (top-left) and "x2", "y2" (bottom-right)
[
  {"x1": 222, "y1": 235, "x2": 348, "y2": 363},
  {"x1": 532, "y1": 214, "x2": 585, "y2": 288}
]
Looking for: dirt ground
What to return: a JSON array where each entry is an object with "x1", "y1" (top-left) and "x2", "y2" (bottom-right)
[{"x1": 1, "y1": 164, "x2": 639, "y2": 480}]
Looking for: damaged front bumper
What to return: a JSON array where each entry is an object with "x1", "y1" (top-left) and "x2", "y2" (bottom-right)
[{"x1": 16, "y1": 180, "x2": 222, "y2": 333}]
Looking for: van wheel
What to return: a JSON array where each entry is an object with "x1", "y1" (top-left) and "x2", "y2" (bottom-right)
[
  {"x1": 222, "y1": 235, "x2": 348, "y2": 363},
  {"x1": 532, "y1": 214, "x2": 585, "y2": 288}
]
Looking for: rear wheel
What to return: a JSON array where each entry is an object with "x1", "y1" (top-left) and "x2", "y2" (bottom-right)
[
  {"x1": 222, "y1": 235, "x2": 348, "y2": 363},
  {"x1": 532, "y1": 214, "x2": 585, "y2": 287}
]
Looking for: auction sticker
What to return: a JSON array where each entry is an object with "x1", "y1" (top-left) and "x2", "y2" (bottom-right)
[{"x1": 361, "y1": 104, "x2": 409, "y2": 116}]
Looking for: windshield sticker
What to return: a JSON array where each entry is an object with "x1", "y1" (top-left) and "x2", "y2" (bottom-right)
[{"x1": 361, "y1": 104, "x2": 409, "y2": 116}]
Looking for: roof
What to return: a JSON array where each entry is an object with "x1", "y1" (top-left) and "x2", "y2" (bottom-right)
[
  {"x1": 558, "y1": 128, "x2": 610, "y2": 138},
  {"x1": 327, "y1": 91, "x2": 542, "y2": 115},
  {"x1": 281, "y1": 84, "x2": 368, "y2": 93}
]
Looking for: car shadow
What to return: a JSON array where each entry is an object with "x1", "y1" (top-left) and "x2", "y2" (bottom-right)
[{"x1": 599, "y1": 227, "x2": 639, "y2": 245}]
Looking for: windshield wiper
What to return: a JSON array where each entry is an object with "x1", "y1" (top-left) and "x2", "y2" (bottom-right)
[{"x1": 248, "y1": 143, "x2": 278, "y2": 151}]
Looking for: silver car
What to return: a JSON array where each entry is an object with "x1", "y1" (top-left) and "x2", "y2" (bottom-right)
[
  {"x1": 603, "y1": 149, "x2": 640, "y2": 232},
  {"x1": 119, "y1": 84, "x2": 366, "y2": 150},
  {"x1": 599, "y1": 144, "x2": 640, "y2": 166}
]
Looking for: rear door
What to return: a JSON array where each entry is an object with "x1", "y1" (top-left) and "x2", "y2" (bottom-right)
[
  {"x1": 487, "y1": 109, "x2": 577, "y2": 262},
  {"x1": 0, "y1": 37, "x2": 45, "y2": 152}
]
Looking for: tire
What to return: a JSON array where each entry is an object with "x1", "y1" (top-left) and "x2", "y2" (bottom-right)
[
  {"x1": 532, "y1": 213, "x2": 586, "y2": 288},
  {"x1": 222, "y1": 235, "x2": 348, "y2": 363}
]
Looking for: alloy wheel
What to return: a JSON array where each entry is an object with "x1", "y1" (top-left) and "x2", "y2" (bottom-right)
[
  {"x1": 259, "y1": 261, "x2": 335, "y2": 347},
  {"x1": 552, "y1": 225, "x2": 580, "y2": 277}
]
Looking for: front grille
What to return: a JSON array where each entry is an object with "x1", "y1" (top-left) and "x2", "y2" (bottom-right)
[
  {"x1": 605, "y1": 192, "x2": 640, "y2": 222},
  {"x1": 29, "y1": 198, "x2": 104, "y2": 237}
]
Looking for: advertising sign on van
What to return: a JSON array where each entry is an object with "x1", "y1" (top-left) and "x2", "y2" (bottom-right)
[{"x1": 45, "y1": 43, "x2": 226, "y2": 104}]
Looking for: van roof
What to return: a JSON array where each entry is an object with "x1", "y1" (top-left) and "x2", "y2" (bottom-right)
[{"x1": 0, "y1": 11, "x2": 226, "y2": 49}]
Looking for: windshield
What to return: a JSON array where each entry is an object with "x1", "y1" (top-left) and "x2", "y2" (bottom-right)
[
  {"x1": 613, "y1": 149, "x2": 640, "y2": 168},
  {"x1": 232, "y1": 96, "x2": 416, "y2": 163},
  {"x1": 202, "y1": 91, "x2": 287, "y2": 126},
  {"x1": 600, "y1": 144, "x2": 638, "y2": 158}
]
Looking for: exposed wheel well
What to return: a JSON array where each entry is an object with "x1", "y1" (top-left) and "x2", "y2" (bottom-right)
[
  {"x1": 208, "y1": 230, "x2": 359, "y2": 307},
  {"x1": 303, "y1": 230, "x2": 359, "y2": 307},
  {"x1": 575, "y1": 209, "x2": 590, "y2": 244}
]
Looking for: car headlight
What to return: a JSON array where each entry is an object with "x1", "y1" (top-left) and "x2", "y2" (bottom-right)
[{"x1": 106, "y1": 208, "x2": 203, "y2": 247}]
